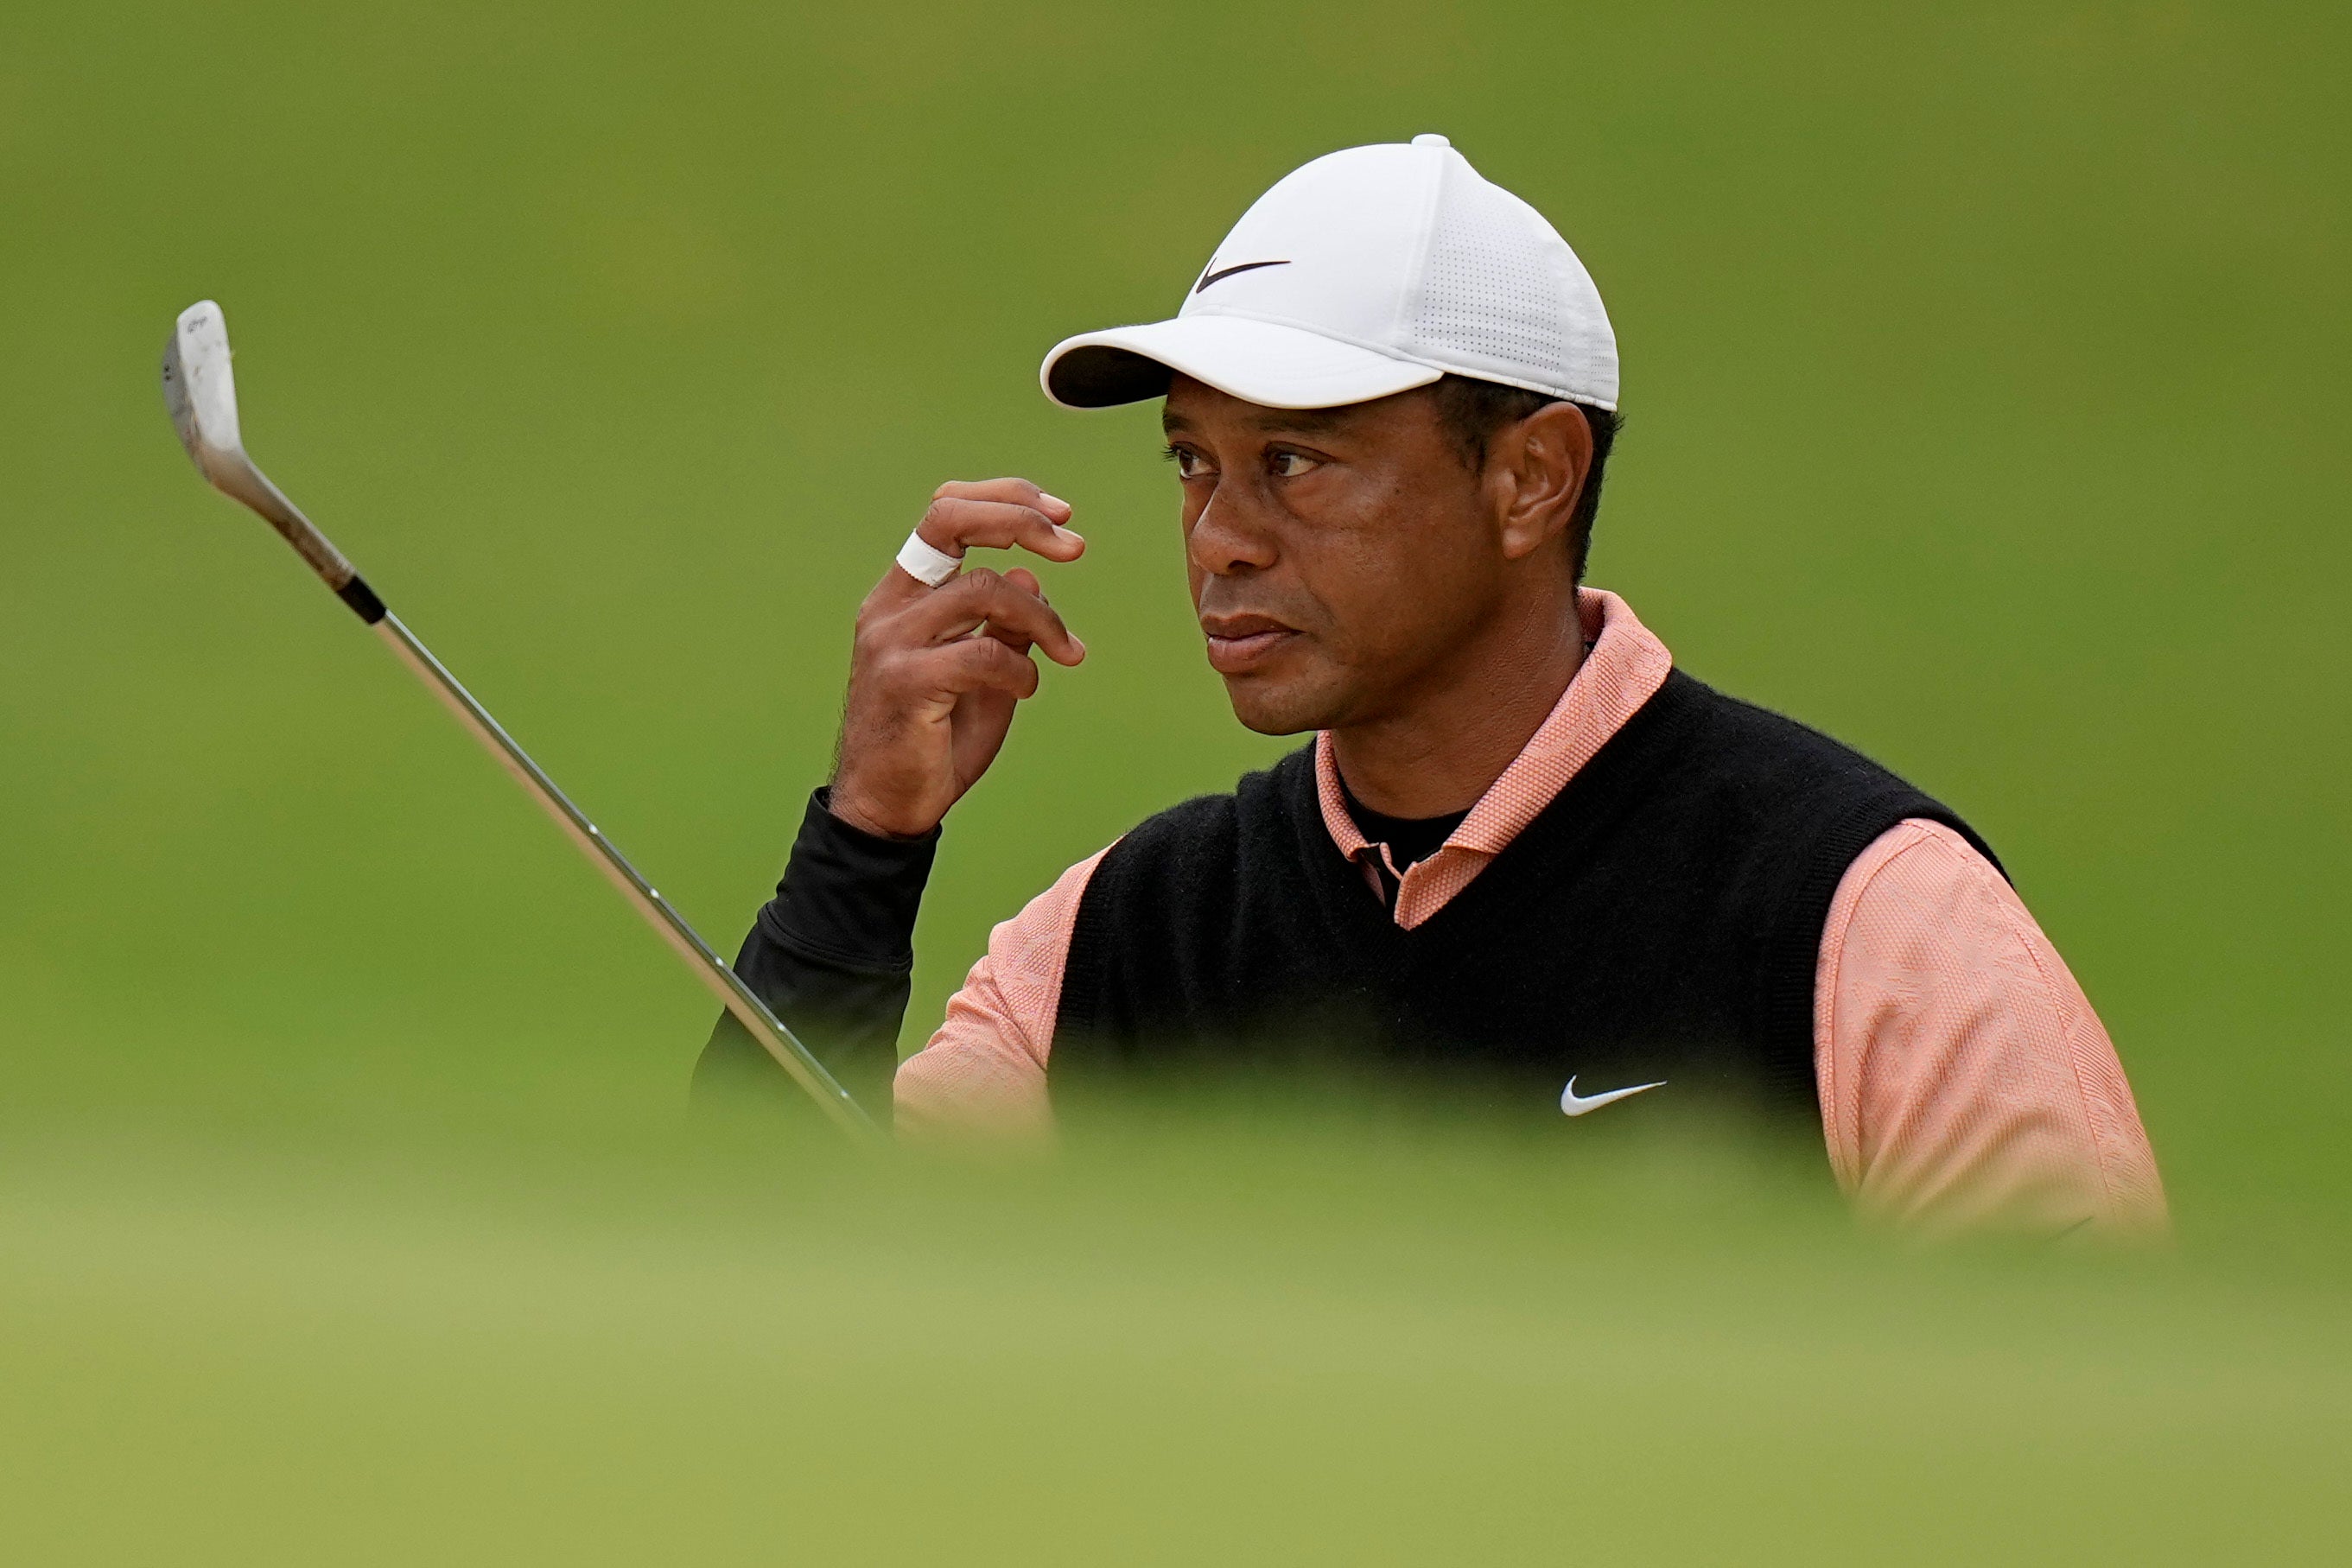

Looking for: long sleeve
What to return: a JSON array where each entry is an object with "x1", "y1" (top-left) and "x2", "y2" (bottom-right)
[
  {"x1": 1814, "y1": 820, "x2": 2168, "y2": 1237},
  {"x1": 692, "y1": 790, "x2": 938, "y2": 1123},
  {"x1": 892, "y1": 849, "x2": 1104, "y2": 1139}
]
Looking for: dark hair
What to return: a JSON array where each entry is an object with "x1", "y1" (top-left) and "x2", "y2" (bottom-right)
[{"x1": 1428, "y1": 374, "x2": 1623, "y2": 582}]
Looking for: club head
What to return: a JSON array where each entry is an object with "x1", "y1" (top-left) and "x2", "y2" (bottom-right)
[
  {"x1": 162, "y1": 300, "x2": 242, "y2": 461},
  {"x1": 162, "y1": 301, "x2": 303, "y2": 530}
]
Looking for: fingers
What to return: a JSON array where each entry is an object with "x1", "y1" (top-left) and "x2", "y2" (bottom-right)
[
  {"x1": 903, "y1": 566, "x2": 1085, "y2": 667},
  {"x1": 932, "y1": 476, "x2": 1076, "y2": 527},
  {"x1": 906, "y1": 633, "x2": 1042, "y2": 702},
  {"x1": 978, "y1": 567, "x2": 1045, "y2": 654},
  {"x1": 916, "y1": 479, "x2": 1086, "y2": 565}
]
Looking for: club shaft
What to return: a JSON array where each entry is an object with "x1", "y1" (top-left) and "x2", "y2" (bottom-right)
[{"x1": 371, "y1": 611, "x2": 882, "y2": 1145}]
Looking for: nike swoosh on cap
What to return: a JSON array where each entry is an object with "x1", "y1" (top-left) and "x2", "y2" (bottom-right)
[
  {"x1": 1559, "y1": 1076, "x2": 1665, "y2": 1116},
  {"x1": 1193, "y1": 259, "x2": 1291, "y2": 294}
]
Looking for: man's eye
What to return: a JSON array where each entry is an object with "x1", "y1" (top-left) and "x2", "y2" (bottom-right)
[
  {"x1": 1269, "y1": 451, "x2": 1319, "y2": 478},
  {"x1": 1165, "y1": 446, "x2": 1212, "y2": 479}
]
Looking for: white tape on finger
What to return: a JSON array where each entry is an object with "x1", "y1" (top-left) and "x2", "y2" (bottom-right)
[{"x1": 896, "y1": 530, "x2": 963, "y2": 587}]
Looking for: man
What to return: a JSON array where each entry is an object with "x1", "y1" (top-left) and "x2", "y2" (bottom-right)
[{"x1": 699, "y1": 136, "x2": 2165, "y2": 1235}]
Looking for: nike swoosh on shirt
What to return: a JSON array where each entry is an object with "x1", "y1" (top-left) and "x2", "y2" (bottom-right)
[
  {"x1": 1193, "y1": 259, "x2": 1292, "y2": 293},
  {"x1": 1560, "y1": 1076, "x2": 1666, "y2": 1116}
]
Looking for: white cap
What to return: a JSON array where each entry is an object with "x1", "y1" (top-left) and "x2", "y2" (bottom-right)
[{"x1": 1041, "y1": 134, "x2": 1618, "y2": 413}]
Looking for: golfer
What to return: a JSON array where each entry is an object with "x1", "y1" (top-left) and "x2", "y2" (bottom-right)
[{"x1": 701, "y1": 136, "x2": 2165, "y2": 1234}]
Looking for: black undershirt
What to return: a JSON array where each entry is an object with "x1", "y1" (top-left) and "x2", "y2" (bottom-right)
[{"x1": 1337, "y1": 775, "x2": 1468, "y2": 888}]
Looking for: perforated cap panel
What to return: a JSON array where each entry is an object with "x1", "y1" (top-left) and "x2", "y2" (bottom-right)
[{"x1": 1406, "y1": 156, "x2": 1618, "y2": 407}]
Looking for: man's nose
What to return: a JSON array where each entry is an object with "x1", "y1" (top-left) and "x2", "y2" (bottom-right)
[{"x1": 1186, "y1": 486, "x2": 1279, "y2": 576}]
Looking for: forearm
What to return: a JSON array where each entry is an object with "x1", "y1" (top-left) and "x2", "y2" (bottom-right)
[
  {"x1": 701, "y1": 477, "x2": 1082, "y2": 1125},
  {"x1": 692, "y1": 789, "x2": 938, "y2": 1122}
]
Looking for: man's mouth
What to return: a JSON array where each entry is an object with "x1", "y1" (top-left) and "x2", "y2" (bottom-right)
[{"x1": 1199, "y1": 613, "x2": 1301, "y2": 676}]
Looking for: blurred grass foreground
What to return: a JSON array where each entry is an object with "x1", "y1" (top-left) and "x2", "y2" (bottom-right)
[{"x1": 3, "y1": 1089, "x2": 2349, "y2": 1565}]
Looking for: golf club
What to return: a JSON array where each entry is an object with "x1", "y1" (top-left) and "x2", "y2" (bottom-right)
[{"x1": 161, "y1": 300, "x2": 879, "y2": 1145}]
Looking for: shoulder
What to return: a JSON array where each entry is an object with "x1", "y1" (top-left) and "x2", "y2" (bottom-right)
[
  {"x1": 1640, "y1": 671, "x2": 1999, "y2": 864},
  {"x1": 1650, "y1": 670, "x2": 1911, "y2": 788},
  {"x1": 1824, "y1": 820, "x2": 2020, "y2": 965},
  {"x1": 1090, "y1": 744, "x2": 1318, "y2": 877},
  {"x1": 995, "y1": 847, "x2": 1112, "y2": 955}
]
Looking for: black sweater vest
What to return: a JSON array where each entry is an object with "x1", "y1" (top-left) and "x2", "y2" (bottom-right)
[{"x1": 1052, "y1": 670, "x2": 2000, "y2": 1125}]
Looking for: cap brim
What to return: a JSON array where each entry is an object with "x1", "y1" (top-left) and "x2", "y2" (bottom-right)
[{"x1": 1040, "y1": 315, "x2": 1444, "y2": 410}]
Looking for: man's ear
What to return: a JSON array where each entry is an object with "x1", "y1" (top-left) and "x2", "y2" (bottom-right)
[{"x1": 1492, "y1": 402, "x2": 1593, "y2": 562}]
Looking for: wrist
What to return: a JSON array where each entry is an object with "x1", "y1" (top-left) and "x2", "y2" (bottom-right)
[
  {"x1": 824, "y1": 771, "x2": 942, "y2": 841},
  {"x1": 764, "y1": 789, "x2": 938, "y2": 972},
  {"x1": 823, "y1": 787, "x2": 931, "y2": 841}
]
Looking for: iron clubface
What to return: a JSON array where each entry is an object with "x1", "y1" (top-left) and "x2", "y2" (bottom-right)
[{"x1": 162, "y1": 301, "x2": 365, "y2": 594}]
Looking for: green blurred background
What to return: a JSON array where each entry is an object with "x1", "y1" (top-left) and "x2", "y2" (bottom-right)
[{"x1": 4, "y1": 3, "x2": 2349, "y2": 1560}]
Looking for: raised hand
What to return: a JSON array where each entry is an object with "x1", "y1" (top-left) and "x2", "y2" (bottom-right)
[{"x1": 827, "y1": 479, "x2": 1086, "y2": 839}]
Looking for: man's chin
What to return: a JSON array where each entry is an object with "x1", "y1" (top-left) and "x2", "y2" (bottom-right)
[{"x1": 1220, "y1": 672, "x2": 1344, "y2": 737}]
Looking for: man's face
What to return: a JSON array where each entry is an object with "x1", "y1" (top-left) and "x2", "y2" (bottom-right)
[{"x1": 1161, "y1": 375, "x2": 1510, "y2": 735}]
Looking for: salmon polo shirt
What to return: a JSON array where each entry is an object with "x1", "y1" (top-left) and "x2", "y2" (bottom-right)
[{"x1": 894, "y1": 589, "x2": 2169, "y2": 1235}]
